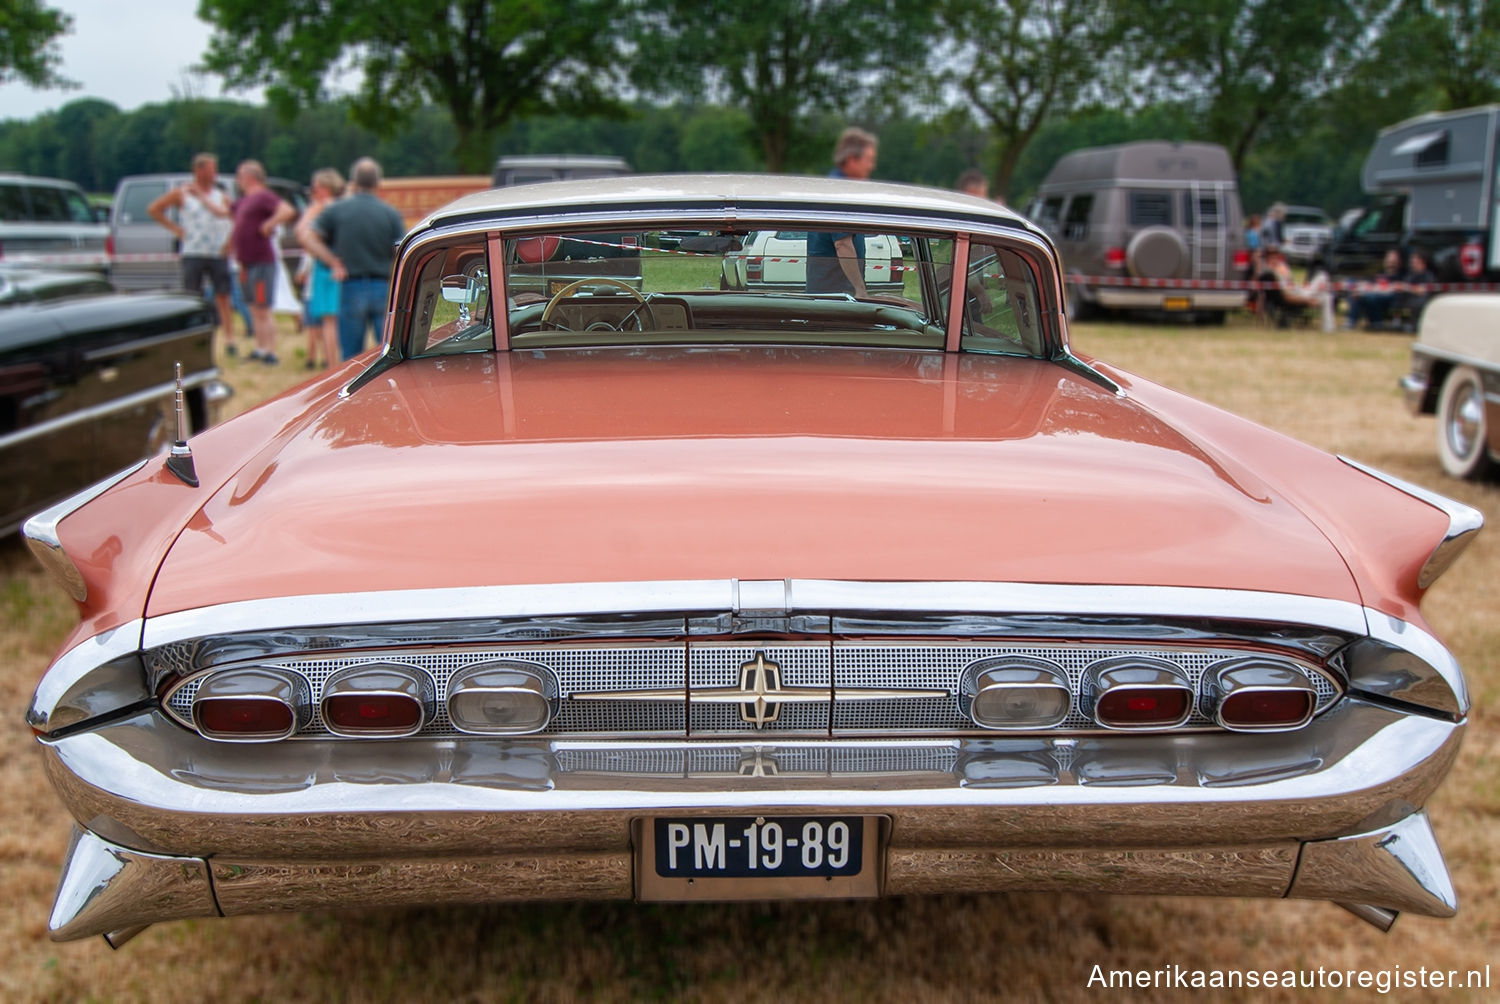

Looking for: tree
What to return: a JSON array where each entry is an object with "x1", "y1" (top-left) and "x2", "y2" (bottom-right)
[
  {"x1": 0, "y1": 0, "x2": 72, "y2": 88},
  {"x1": 197, "y1": 0, "x2": 631, "y2": 172},
  {"x1": 630, "y1": 1, "x2": 934, "y2": 172},
  {"x1": 935, "y1": 0, "x2": 1127, "y2": 202},
  {"x1": 1356, "y1": 0, "x2": 1500, "y2": 110},
  {"x1": 1121, "y1": 0, "x2": 1368, "y2": 171}
]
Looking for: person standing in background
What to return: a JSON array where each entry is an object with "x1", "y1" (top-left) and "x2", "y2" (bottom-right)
[
  {"x1": 806, "y1": 128, "x2": 878, "y2": 296},
  {"x1": 231, "y1": 160, "x2": 297, "y2": 365},
  {"x1": 147, "y1": 153, "x2": 235, "y2": 356},
  {"x1": 295, "y1": 168, "x2": 345, "y2": 369},
  {"x1": 299, "y1": 157, "x2": 407, "y2": 361},
  {"x1": 957, "y1": 169, "x2": 989, "y2": 199}
]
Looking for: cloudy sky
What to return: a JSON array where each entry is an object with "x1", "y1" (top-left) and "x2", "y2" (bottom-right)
[{"x1": 0, "y1": 0, "x2": 264, "y2": 120}]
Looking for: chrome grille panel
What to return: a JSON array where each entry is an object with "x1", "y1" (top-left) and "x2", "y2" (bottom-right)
[{"x1": 162, "y1": 638, "x2": 1340, "y2": 739}]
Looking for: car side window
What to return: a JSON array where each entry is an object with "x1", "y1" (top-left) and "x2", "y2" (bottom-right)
[
  {"x1": 1038, "y1": 196, "x2": 1064, "y2": 228},
  {"x1": 0, "y1": 185, "x2": 26, "y2": 221},
  {"x1": 24, "y1": 186, "x2": 71, "y2": 222},
  {"x1": 1062, "y1": 195, "x2": 1093, "y2": 240},
  {"x1": 960, "y1": 245, "x2": 1042, "y2": 357},
  {"x1": 408, "y1": 243, "x2": 493, "y2": 356}
]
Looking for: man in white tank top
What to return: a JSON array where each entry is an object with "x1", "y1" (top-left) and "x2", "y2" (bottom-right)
[{"x1": 148, "y1": 152, "x2": 236, "y2": 355}]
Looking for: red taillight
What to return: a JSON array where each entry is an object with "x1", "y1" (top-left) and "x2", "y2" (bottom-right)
[
  {"x1": 1096, "y1": 688, "x2": 1190, "y2": 727},
  {"x1": 1104, "y1": 247, "x2": 1126, "y2": 268},
  {"x1": 747, "y1": 256, "x2": 763, "y2": 281},
  {"x1": 1460, "y1": 241, "x2": 1483, "y2": 278},
  {"x1": 195, "y1": 698, "x2": 295, "y2": 738},
  {"x1": 1220, "y1": 689, "x2": 1314, "y2": 729},
  {"x1": 324, "y1": 694, "x2": 422, "y2": 732},
  {"x1": 1233, "y1": 249, "x2": 1249, "y2": 270},
  {"x1": 105, "y1": 233, "x2": 114, "y2": 257}
]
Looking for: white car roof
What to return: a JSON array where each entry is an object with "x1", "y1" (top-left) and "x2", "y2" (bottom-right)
[{"x1": 422, "y1": 173, "x2": 1034, "y2": 232}]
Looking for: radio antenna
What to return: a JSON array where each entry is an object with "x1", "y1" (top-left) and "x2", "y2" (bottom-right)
[{"x1": 165, "y1": 362, "x2": 199, "y2": 487}]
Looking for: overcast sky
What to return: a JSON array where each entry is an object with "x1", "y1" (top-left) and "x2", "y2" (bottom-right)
[{"x1": 0, "y1": 0, "x2": 265, "y2": 121}]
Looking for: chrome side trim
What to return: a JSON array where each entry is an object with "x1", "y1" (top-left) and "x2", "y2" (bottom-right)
[
  {"x1": 23, "y1": 460, "x2": 148, "y2": 602},
  {"x1": 0, "y1": 368, "x2": 221, "y2": 451},
  {"x1": 48, "y1": 827, "x2": 218, "y2": 942},
  {"x1": 81, "y1": 325, "x2": 215, "y2": 363},
  {"x1": 1338, "y1": 456, "x2": 1485, "y2": 588},
  {"x1": 1289, "y1": 811, "x2": 1457, "y2": 919},
  {"x1": 140, "y1": 580, "x2": 1372, "y2": 650},
  {"x1": 27, "y1": 619, "x2": 146, "y2": 733},
  {"x1": 1333, "y1": 614, "x2": 1469, "y2": 718}
]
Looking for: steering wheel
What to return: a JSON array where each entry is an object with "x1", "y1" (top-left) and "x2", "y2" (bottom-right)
[{"x1": 540, "y1": 276, "x2": 656, "y2": 331}]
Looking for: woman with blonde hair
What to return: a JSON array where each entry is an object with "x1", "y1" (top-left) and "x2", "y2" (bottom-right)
[{"x1": 296, "y1": 168, "x2": 345, "y2": 367}]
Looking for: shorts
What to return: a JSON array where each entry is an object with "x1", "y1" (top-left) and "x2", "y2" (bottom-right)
[
  {"x1": 182, "y1": 256, "x2": 231, "y2": 297},
  {"x1": 240, "y1": 262, "x2": 277, "y2": 308}
]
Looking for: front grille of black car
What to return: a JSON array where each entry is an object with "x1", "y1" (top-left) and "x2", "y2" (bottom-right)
[{"x1": 160, "y1": 639, "x2": 1341, "y2": 739}]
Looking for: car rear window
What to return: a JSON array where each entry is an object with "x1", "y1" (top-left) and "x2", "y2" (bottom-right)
[
  {"x1": 1129, "y1": 192, "x2": 1173, "y2": 227},
  {"x1": 404, "y1": 226, "x2": 1048, "y2": 360},
  {"x1": 115, "y1": 181, "x2": 170, "y2": 223}
]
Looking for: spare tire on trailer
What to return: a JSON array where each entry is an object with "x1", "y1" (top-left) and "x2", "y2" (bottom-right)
[{"x1": 1126, "y1": 226, "x2": 1188, "y2": 279}]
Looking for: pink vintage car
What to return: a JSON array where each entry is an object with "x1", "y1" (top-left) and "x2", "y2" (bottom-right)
[{"x1": 25, "y1": 176, "x2": 1480, "y2": 946}]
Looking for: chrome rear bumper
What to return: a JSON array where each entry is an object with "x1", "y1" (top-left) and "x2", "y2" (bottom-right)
[{"x1": 40, "y1": 697, "x2": 1461, "y2": 942}]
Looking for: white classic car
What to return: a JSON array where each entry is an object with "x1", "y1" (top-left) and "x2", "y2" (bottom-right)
[
  {"x1": 1402, "y1": 293, "x2": 1500, "y2": 478},
  {"x1": 721, "y1": 229, "x2": 906, "y2": 294}
]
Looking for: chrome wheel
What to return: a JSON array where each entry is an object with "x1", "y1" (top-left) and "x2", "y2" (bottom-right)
[{"x1": 1436, "y1": 365, "x2": 1494, "y2": 480}]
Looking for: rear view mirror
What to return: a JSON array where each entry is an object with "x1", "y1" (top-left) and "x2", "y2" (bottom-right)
[{"x1": 440, "y1": 275, "x2": 481, "y2": 305}]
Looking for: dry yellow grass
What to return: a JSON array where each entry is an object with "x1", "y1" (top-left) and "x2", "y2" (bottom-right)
[{"x1": 2, "y1": 317, "x2": 1496, "y2": 1002}]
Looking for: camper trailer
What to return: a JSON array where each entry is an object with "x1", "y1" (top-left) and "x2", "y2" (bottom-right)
[
  {"x1": 1322, "y1": 105, "x2": 1500, "y2": 283},
  {"x1": 1026, "y1": 141, "x2": 1247, "y2": 322}
]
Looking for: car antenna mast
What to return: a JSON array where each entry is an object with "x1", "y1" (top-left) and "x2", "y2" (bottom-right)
[{"x1": 165, "y1": 362, "x2": 200, "y2": 488}]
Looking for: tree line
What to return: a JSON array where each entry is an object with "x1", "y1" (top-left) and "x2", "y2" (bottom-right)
[{"x1": 3, "y1": 0, "x2": 1498, "y2": 213}]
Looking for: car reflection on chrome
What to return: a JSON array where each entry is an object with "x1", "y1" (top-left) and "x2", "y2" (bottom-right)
[{"x1": 24, "y1": 175, "x2": 1480, "y2": 947}]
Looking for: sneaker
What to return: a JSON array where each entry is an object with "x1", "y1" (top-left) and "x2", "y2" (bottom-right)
[
  {"x1": 248, "y1": 348, "x2": 266, "y2": 361},
  {"x1": 262, "y1": 352, "x2": 280, "y2": 366}
]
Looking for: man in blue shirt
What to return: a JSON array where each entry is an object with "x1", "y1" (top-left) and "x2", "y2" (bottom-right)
[{"x1": 806, "y1": 128, "x2": 878, "y2": 296}]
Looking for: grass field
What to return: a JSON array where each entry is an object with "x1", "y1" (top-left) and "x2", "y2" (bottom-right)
[{"x1": 2, "y1": 315, "x2": 1496, "y2": 1002}]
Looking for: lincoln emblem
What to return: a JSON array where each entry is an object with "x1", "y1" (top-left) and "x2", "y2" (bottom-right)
[{"x1": 692, "y1": 652, "x2": 828, "y2": 729}]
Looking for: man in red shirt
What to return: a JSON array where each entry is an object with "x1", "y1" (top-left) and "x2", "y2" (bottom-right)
[{"x1": 231, "y1": 160, "x2": 296, "y2": 364}]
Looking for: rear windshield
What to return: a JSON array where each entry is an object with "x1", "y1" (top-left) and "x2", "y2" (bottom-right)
[{"x1": 403, "y1": 227, "x2": 1048, "y2": 360}]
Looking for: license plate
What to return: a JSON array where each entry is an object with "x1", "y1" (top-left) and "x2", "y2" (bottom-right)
[
  {"x1": 1163, "y1": 296, "x2": 1191, "y2": 310},
  {"x1": 636, "y1": 815, "x2": 880, "y2": 901}
]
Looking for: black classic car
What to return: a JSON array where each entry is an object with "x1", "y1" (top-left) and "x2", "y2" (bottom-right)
[{"x1": 0, "y1": 266, "x2": 230, "y2": 532}]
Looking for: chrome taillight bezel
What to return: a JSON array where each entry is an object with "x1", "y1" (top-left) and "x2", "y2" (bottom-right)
[
  {"x1": 1084, "y1": 657, "x2": 1195, "y2": 730},
  {"x1": 190, "y1": 667, "x2": 311, "y2": 743},
  {"x1": 1201, "y1": 658, "x2": 1319, "y2": 732},
  {"x1": 320, "y1": 663, "x2": 435, "y2": 738},
  {"x1": 958, "y1": 656, "x2": 1071, "y2": 730},
  {"x1": 446, "y1": 660, "x2": 558, "y2": 735}
]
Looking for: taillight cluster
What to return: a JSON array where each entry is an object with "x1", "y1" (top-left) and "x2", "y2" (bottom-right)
[
  {"x1": 962, "y1": 655, "x2": 1319, "y2": 733},
  {"x1": 182, "y1": 660, "x2": 557, "y2": 743}
]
